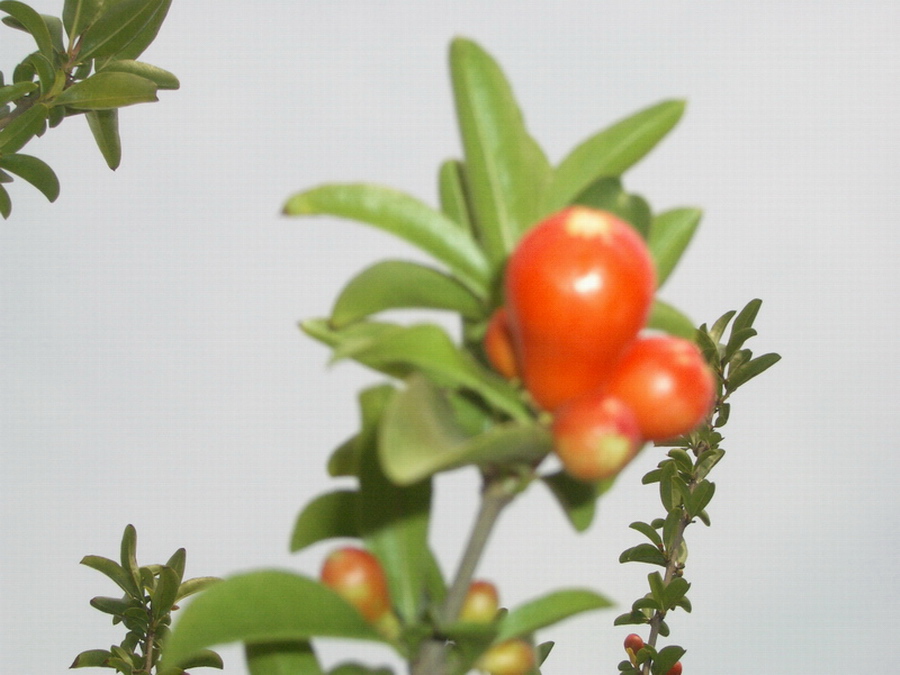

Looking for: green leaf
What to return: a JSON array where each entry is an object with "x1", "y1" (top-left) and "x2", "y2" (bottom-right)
[
  {"x1": 85, "y1": 108, "x2": 121, "y2": 169},
  {"x1": 290, "y1": 490, "x2": 360, "y2": 552},
  {"x1": 648, "y1": 208, "x2": 702, "y2": 287},
  {"x1": 175, "y1": 576, "x2": 221, "y2": 603},
  {"x1": 25, "y1": 52, "x2": 57, "y2": 96},
  {"x1": 707, "y1": 310, "x2": 736, "y2": 345},
  {"x1": 78, "y1": 0, "x2": 169, "y2": 63},
  {"x1": 167, "y1": 649, "x2": 224, "y2": 673},
  {"x1": 329, "y1": 664, "x2": 394, "y2": 675},
  {"x1": 496, "y1": 589, "x2": 613, "y2": 642},
  {"x1": 449, "y1": 37, "x2": 552, "y2": 265},
  {"x1": 0, "y1": 183, "x2": 9, "y2": 219},
  {"x1": 53, "y1": 71, "x2": 158, "y2": 109},
  {"x1": 651, "y1": 645, "x2": 685, "y2": 675},
  {"x1": 151, "y1": 565, "x2": 181, "y2": 620},
  {"x1": 89, "y1": 594, "x2": 139, "y2": 616},
  {"x1": 542, "y1": 471, "x2": 614, "y2": 532},
  {"x1": 618, "y1": 543, "x2": 666, "y2": 567},
  {"x1": 166, "y1": 546, "x2": 186, "y2": 581},
  {"x1": 327, "y1": 434, "x2": 361, "y2": 477},
  {"x1": 313, "y1": 320, "x2": 529, "y2": 422},
  {"x1": 438, "y1": 159, "x2": 473, "y2": 232},
  {"x1": 81, "y1": 554, "x2": 141, "y2": 598},
  {"x1": 573, "y1": 176, "x2": 652, "y2": 238},
  {"x1": 120, "y1": 524, "x2": 141, "y2": 593},
  {"x1": 100, "y1": 59, "x2": 179, "y2": 89},
  {"x1": 379, "y1": 374, "x2": 550, "y2": 485},
  {"x1": 162, "y1": 570, "x2": 386, "y2": 671},
  {"x1": 71, "y1": 649, "x2": 113, "y2": 668},
  {"x1": 647, "y1": 572, "x2": 666, "y2": 609},
  {"x1": 0, "y1": 153, "x2": 59, "y2": 201},
  {"x1": 546, "y1": 100, "x2": 686, "y2": 212},
  {"x1": 245, "y1": 640, "x2": 323, "y2": 675},
  {"x1": 629, "y1": 521, "x2": 662, "y2": 547},
  {"x1": 0, "y1": 80, "x2": 37, "y2": 106},
  {"x1": 687, "y1": 480, "x2": 715, "y2": 519},
  {"x1": 63, "y1": 0, "x2": 106, "y2": 39},
  {"x1": 732, "y1": 298, "x2": 763, "y2": 335},
  {"x1": 663, "y1": 577, "x2": 690, "y2": 610},
  {"x1": 0, "y1": 102, "x2": 48, "y2": 153},
  {"x1": 283, "y1": 183, "x2": 490, "y2": 297},
  {"x1": 726, "y1": 352, "x2": 780, "y2": 391},
  {"x1": 646, "y1": 299, "x2": 696, "y2": 340},
  {"x1": 330, "y1": 260, "x2": 484, "y2": 328},
  {"x1": 0, "y1": 1, "x2": 55, "y2": 60}
]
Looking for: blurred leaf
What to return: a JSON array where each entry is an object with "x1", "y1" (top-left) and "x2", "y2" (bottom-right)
[
  {"x1": 726, "y1": 352, "x2": 780, "y2": 391},
  {"x1": 449, "y1": 37, "x2": 552, "y2": 264},
  {"x1": 284, "y1": 183, "x2": 490, "y2": 297},
  {"x1": 78, "y1": 0, "x2": 169, "y2": 63},
  {"x1": 437, "y1": 159, "x2": 473, "y2": 232},
  {"x1": 618, "y1": 544, "x2": 666, "y2": 567},
  {"x1": 81, "y1": 554, "x2": 141, "y2": 598},
  {"x1": 162, "y1": 570, "x2": 386, "y2": 670},
  {"x1": 71, "y1": 649, "x2": 113, "y2": 668},
  {"x1": 320, "y1": 321, "x2": 529, "y2": 422},
  {"x1": 54, "y1": 71, "x2": 158, "y2": 109},
  {"x1": 648, "y1": 208, "x2": 702, "y2": 287},
  {"x1": 245, "y1": 640, "x2": 323, "y2": 675},
  {"x1": 0, "y1": 102, "x2": 48, "y2": 153},
  {"x1": 546, "y1": 100, "x2": 685, "y2": 212},
  {"x1": 290, "y1": 490, "x2": 360, "y2": 552},
  {"x1": 356, "y1": 384, "x2": 433, "y2": 624},
  {"x1": 327, "y1": 434, "x2": 361, "y2": 477},
  {"x1": 0, "y1": 153, "x2": 59, "y2": 201},
  {"x1": 0, "y1": 1, "x2": 55, "y2": 60},
  {"x1": 379, "y1": 374, "x2": 549, "y2": 485},
  {"x1": 541, "y1": 471, "x2": 614, "y2": 532},
  {"x1": 646, "y1": 299, "x2": 696, "y2": 340},
  {"x1": 63, "y1": 0, "x2": 106, "y2": 39},
  {"x1": 167, "y1": 649, "x2": 224, "y2": 673},
  {"x1": 0, "y1": 80, "x2": 37, "y2": 105},
  {"x1": 85, "y1": 108, "x2": 121, "y2": 169},
  {"x1": 573, "y1": 176, "x2": 652, "y2": 238},
  {"x1": 329, "y1": 664, "x2": 394, "y2": 675},
  {"x1": 100, "y1": 58, "x2": 179, "y2": 89},
  {"x1": 330, "y1": 260, "x2": 484, "y2": 328},
  {"x1": 496, "y1": 589, "x2": 612, "y2": 641},
  {"x1": 0, "y1": 183, "x2": 9, "y2": 219}
]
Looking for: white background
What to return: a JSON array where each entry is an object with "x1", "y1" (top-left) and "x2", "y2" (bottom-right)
[{"x1": 2, "y1": 2, "x2": 899, "y2": 673}]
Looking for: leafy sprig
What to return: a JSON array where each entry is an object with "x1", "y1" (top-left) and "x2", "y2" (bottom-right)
[
  {"x1": 72, "y1": 524, "x2": 221, "y2": 675},
  {"x1": 615, "y1": 299, "x2": 780, "y2": 674},
  {"x1": 0, "y1": 0, "x2": 177, "y2": 217}
]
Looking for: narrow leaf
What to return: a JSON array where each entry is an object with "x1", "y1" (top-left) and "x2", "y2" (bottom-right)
[
  {"x1": 100, "y1": 59, "x2": 179, "y2": 89},
  {"x1": 449, "y1": 37, "x2": 551, "y2": 265},
  {"x1": 284, "y1": 183, "x2": 490, "y2": 296},
  {"x1": 54, "y1": 71, "x2": 158, "y2": 109},
  {"x1": 0, "y1": 183, "x2": 9, "y2": 219},
  {"x1": 71, "y1": 649, "x2": 112, "y2": 668},
  {"x1": 175, "y1": 576, "x2": 221, "y2": 603},
  {"x1": 0, "y1": 102, "x2": 48, "y2": 153},
  {"x1": 290, "y1": 490, "x2": 360, "y2": 552},
  {"x1": 78, "y1": 0, "x2": 167, "y2": 63},
  {"x1": 731, "y1": 298, "x2": 763, "y2": 335},
  {"x1": 330, "y1": 260, "x2": 484, "y2": 328},
  {"x1": 63, "y1": 0, "x2": 105, "y2": 39},
  {"x1": 166, "y1": 547, "x2": 186, "y2": 581},
  {"x1": 0, "y1": 80, "x2": 38, "y2": 106},
  {"x1": 546, "y1": 100, "x2": 686, "y2": 211},
  {"x1": 0, "y1": 153, "x2": 59, "y2": 201},
  {"x1": 438, "y1": 159, "x2": 473, "y2": 232},
  {"x1": 162, "y1": 571, "x2": 386, "y2": 671},
  {"x1": 246, "y1": 640, "x2": 323, "y2": 675},
  {"x1": 496, "y1": 589, "x2": 613, "y2": 641},
  {"x1": 151, "y1": 565, "x2": 181, "y2": 620},
  {"x1": 120, "y1": 524, "x2": 141, "y2": 593},
  {"x1": 108, "y1": 0, "x2": 171, "y2": 61},
  {"x1": 726, "y1": 352, "x2": 781, "y2": 391},
  {"x1": 648, "y1": 208, "x2": 702, "y2": 287},
  {"x1": 85, "y1": 108, "x2": 121, "y2": 169},
  {"x1": 646, "y1": 299, "x2": 696, "y2": 340},
  {"x1": 0, "y1": 1, "x2": 54, "y2": 60},
  {"x1": 80, "y1": 555, "x2": 141, "y2": 598}
]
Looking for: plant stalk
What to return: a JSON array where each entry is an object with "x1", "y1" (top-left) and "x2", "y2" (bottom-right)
[{"x1": 411, "y1": 476, "x2": 515, "y2": 675}]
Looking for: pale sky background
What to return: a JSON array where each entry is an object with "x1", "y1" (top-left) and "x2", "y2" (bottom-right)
[{"x1": 2, "y1": 2, "x2": 899, "y2": 674}]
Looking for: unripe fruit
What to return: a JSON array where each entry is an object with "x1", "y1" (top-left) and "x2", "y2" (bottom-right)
[
  {"x1": 505, "y1": 206, "x2": 656, "y2": 411},
  {"x1": 483, "y1": 308, "x2": 519, "y2": 379},
  {"x1": 476, "y1": 639, "x2": 535, "y2": 675},
  {"x1": 552, "y1": 394, "x2": 643, "y2": 482},
  {"x1": 605, "y1": 335, "x2": 716, "y2": 441},
  {"x1": 320, "y1": 547, "x2": 391, "y2": 623},
  {"x1": 623, "y1": 632, "x2": 644, "y2": 656},
  {"x1": 460, "y1": 579, "x2": 500, "y2": 623},
  {"x1": 666, "y1": 662, "x2": 683, "y2": 675}
]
